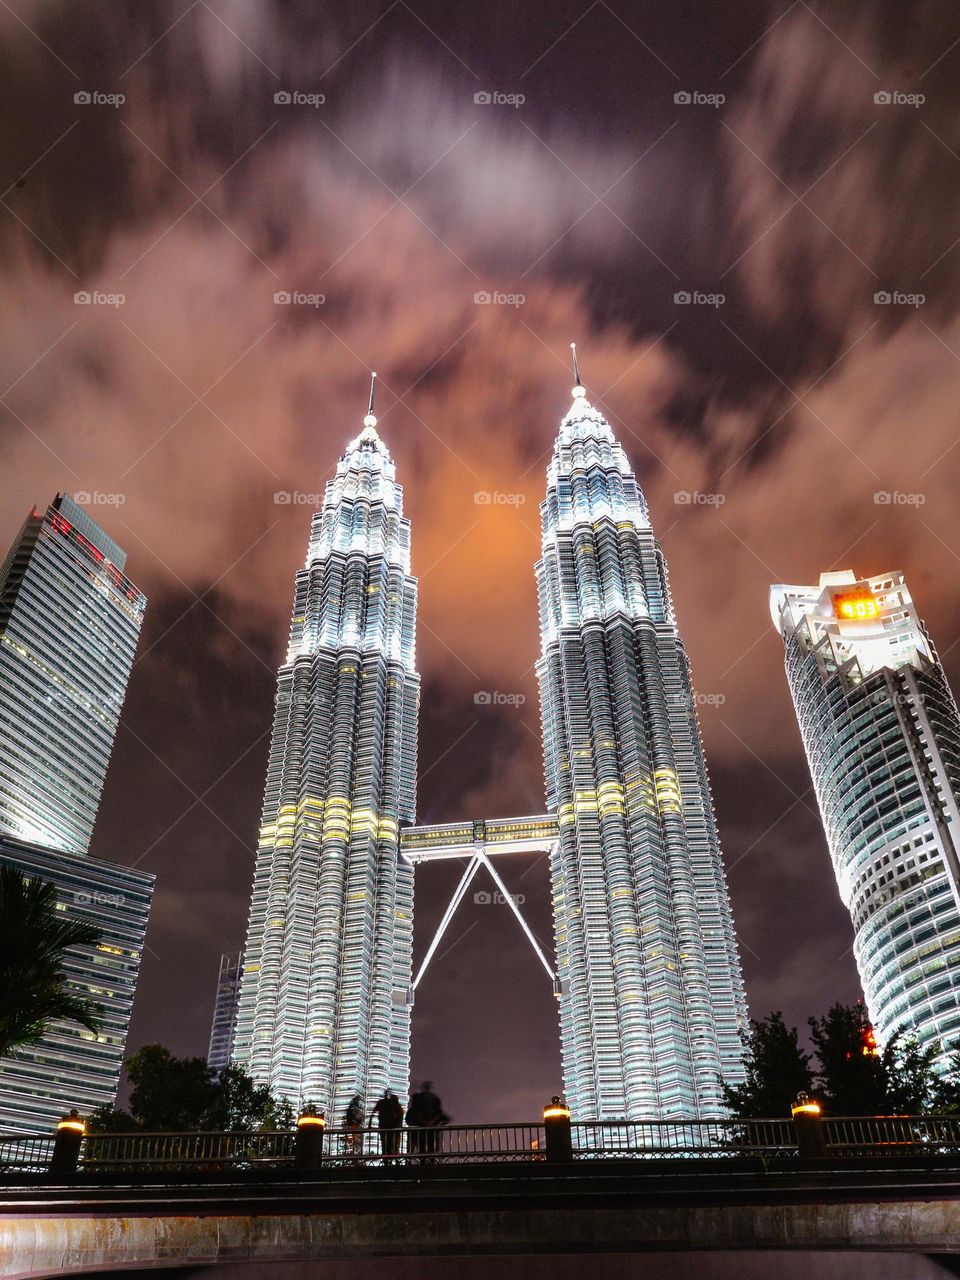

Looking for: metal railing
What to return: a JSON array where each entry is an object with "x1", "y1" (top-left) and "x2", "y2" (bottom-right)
[
  {"x1": 570, "y1": 1118, "x2": 798, "y2": 1158},
  {"x1": 324, "y1": 1124, "x2": 546, "y2": 1163},
  {"x1": 4, "y1": 1115, "x2": 960, "y2": 1176},
  {"x1": 0, "y1": 1132, "x2": 55, "y2": 1173},
  {"x1": 823, "y1": 1114, "x2": 960, "y2": 1155},
  {"x1": 81, "y1": 1129, "x2": 295, "y2": 1171}
]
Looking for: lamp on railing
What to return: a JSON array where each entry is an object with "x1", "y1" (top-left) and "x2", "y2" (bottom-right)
[
  {"x1": 543, "y1": 1095, "x2": 573, "y2": 1163},
  {"x1": 294, "y1": 1106, "x2": 326, "y2": 1173},
  {"x1": 50, "y1": 1109, "x2": 85, "y2": 1177},
  {"x1": 791, "y1": 1091, "x2": 827, "y2": 1158}
]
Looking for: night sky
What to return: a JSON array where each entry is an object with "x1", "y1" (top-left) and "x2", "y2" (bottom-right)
[{"x1": 1, "y1": 0, "x2": 959, "y2": 1123}]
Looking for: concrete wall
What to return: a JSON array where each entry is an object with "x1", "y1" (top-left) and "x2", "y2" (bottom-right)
[{"x1": 6, "y1": 1199, "x2": 960, "y2": 1279}]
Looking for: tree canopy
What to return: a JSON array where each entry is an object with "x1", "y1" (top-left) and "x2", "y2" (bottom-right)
[
  {"x1": 722, "y1": 1010, "x2": 813, "y2": 1118},
  {"x1": 89, "y1": 1044, "x2": 294, "y2": 1132},
  {"x1": 725, "y1": 1002, "x2": 960, "y2": 1118}
]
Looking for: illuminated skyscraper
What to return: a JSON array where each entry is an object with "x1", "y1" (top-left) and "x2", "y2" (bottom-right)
[
  {"x1": 233, "y1": 378, "x2": 419, "y2": 1116},
  {"x1": 536, "y1": 349, "x2": 748, "y2": 1119},
  {"x1": 0, "y1": 493, "x2": 146, "y2": 854},
  {"x1": 0, "y1": 494, "x2": 151, "y2": 1132},
  {"x1": 771, "y1": 569, "x2": 960, "y2": 1070}
]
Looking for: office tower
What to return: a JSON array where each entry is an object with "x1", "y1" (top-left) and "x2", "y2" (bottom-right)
[
  {"x1": 0, "y1": 834, "x2": 154, "y2": 1133},
  {"x1": 208, "y1": 951, "x2": 242, "y2": 1073},
  {"x1": 0, "y1": 494, "x2": 146, "y2": 854},
  {"x1": 771, "y1": 569, "x2": 960, "y2": 1069},
  {"x1": 233, "y1": 378, "x2": 419, "y2": 1118},
  {"x1": 0, "y1": 494, "x2": 150, "y2": 1131},
  {"x1": 535, "y1": 350, "x2": 748, "y2": 1120}
]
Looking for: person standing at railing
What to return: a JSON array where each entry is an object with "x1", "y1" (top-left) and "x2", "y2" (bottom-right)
[
  {"x1": 342, "y1": 1095, "x2": 364, "y2": 1156},
  {"x1": 406, "y1": 1080, "x2": 449, "y2": 1159},
  {"x1": 371, "y1": 1090, "x2": 404, "y2": 1159}
]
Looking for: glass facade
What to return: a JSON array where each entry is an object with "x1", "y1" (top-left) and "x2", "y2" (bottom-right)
[
  {"x1": 207, "y1": 951, "x2": 242, "y2": 1073},
  {"x1": 0, "y1": 493, "x2": 146, "y2": 854},
  {"x1": 0, "y1": 494, "x2": 151, "y2": 1132},
  {"x1": 536, "y1": 382, "x2": 748, "y2": 1119},
  {"x1": 772, "y1": 570, "x2": 960, "y2": 1070},
  {"x1": 233, "y1": 410, "x2": 419, "y2": 1118},
  {"x1": 0, "y1": 834, "x2": 154, "y2": 1134}
]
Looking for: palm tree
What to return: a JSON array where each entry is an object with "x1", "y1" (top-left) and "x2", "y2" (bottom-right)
[{"x1": 0, "y1": 865, "x2": 104, "y2": 1058}]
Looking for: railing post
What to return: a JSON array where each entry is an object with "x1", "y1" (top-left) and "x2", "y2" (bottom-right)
[
  {"x1": 50, "y1": 1110, "x2": 85, "y2": 1177},
  {"x1": 294, "y1": 1108, "x2": 326, "y2": 1172},
  {"x1": 791, "y1": 1092, "x2": 827, "y2": 1158},
  {"x1": 543, "y1": 1096, "x2": 573, "y2": 1163}
]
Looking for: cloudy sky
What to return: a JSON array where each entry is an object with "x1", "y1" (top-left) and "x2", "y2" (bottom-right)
[{"x1": 2, "y1": 0, "x2": 959, "y2": 1121}]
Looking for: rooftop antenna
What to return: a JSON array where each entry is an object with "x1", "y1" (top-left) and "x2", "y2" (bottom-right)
[
  {"x1": 570, "y1": 343, "x2": 586, "y2": 400},
  {"x1": 363, "y1": 371, "x2": 378, "y2": 428}
]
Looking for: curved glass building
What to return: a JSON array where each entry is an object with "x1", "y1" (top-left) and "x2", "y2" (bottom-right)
[
  {"x1": 771, "y1": 570, "x2": 960, "y2": 1070},
  {"x1": 233, "y1": 392, "x2": 419, "y2": 1117},
  {"x1": 536, "y1": 368, "x2": 748, "y2": 1119},
  {"x1": 0, "y1": 493, "x2": 152, "y2": 1133},
  {"x1": 0, "y1": 493, "x2": 146, "y2": 853}
]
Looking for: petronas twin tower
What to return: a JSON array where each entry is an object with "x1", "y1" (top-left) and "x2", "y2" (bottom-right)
[{"x1": 233, "y1": 355, "x2": 748, "y2": 1121}]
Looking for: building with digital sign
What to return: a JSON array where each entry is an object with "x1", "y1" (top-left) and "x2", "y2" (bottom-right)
[
  {"x1": 232, "y1": 379, "x2": 419, "y2": 1118},
  {"x1": 534, "y1": 351, "x2": 749, "y2": 1119},
  {"x1": 771, "y1": 569, "x2": 960, "y2": 1070}
]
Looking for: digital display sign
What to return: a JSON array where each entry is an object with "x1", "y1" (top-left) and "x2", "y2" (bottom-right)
[{"x1": 834, "y1": 592, "x2": 879, "y2": 621}]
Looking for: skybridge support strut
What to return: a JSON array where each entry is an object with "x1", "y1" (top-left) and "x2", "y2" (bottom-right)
[{"x1": 412, "y1": 855, "x2": 481, "y2": 990}]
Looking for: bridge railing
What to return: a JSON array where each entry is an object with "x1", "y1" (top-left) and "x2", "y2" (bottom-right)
[
  {"x1": 822, "y1": 1114, "x2": 960, "y2": 1155},
  {"x1": 320, "y1": 1123, "x2": 547, "y2": 1163},
  {"x1": 80, "y1": 1129, "x2": 295, "y2": 1171},
  {"x1": 5, "y1": 1115, "x2": 960, "y2": 1175},
  {"x1": 0, "y1": 1132, "x2": 55, "y2": 1173},
  {"x1": 570, "y1": 1118, "x2": 798, "y2": 1158}
]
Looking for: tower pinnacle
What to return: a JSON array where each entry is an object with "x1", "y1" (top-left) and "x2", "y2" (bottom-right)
[
  {"x1": 570, "y1": 342, "x2": 586, "y2": 400},
  {"x1": 363, "y1": 370, "x2": 378, "y2": 428}
]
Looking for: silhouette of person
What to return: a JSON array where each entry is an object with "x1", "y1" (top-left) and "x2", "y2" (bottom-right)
[
  {"x1": 406, "y1": 1080, "x2": 449, "y2": 1158},
  {"x1": 371, "y1": 1089, "x2": 404, "y2": 1158},
  {"x1": 343, "y1": 1093, "x2": 364, "y2": 1156}
]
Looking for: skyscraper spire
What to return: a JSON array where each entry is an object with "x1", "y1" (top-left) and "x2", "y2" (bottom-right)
[
  {"x1": 364, "y1": 370, "x2": 378, "y2": 428},
  {"x1": 570, "y1": 341, "x2": 586, "y2": 400}
]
